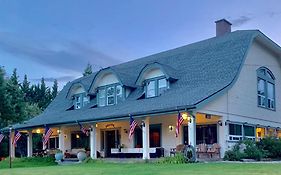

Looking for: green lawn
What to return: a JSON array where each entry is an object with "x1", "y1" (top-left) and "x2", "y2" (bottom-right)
[{"x1": 1, "y1": 162, "x2": 281, "y2": 175}]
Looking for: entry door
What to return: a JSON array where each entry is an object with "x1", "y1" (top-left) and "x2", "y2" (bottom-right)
[
  {"x1": 105, "y1": 130, "x2": 119, "y2": 157},
  {"x1": 183, "y1": 126, "x2": 189, "y2": 145}
]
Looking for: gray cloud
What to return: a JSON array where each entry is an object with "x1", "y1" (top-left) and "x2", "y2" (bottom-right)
[
  {"x1": 231, "y1": 16, "x2": 252, "y2": 27},
  {"x1": 267, "y1": 11, "x2": 281, "y2": 18},
  {"x1": 31, "y1": 75, "x2": 77, "y2": 83},
  {"x1": 0, "y1": 32, "x2": 120, "y2": 74}
]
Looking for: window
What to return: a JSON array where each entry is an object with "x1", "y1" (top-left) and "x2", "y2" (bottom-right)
[
  {"x1": 257, "y1": 67, "x2": 275, "y2": 110},
  {"x1": 98, "y1": 84, "x2": 123, "y2": 107},
  {"x1": 244, "y1": 125, "x2": 255, "y2": 140},
  {"x1": 134, "y1": 124, "x2": 162, "y2": 148},
  {"x1": 145, "y1": 78, "x2": 168, "y2": 98},
  {"x1": 229, "y1": 124, "x2": 243, "y2": 141},
  {"x1": 74, "y1": 93, "x2": 89, "y2": 109},
  {"x1": 196, "y1": 124, "x2": 217, "y2": 144},
  {"x1": 48, "y1": 137, "x2": 59, "y2": 149},
  {"x1": 71, "y1": 132, "x2": 89, "y2": 149}
]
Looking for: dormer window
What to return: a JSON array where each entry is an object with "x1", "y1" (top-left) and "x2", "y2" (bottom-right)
[
  {"x1": 74, "y1": 93, "x2": 89, "y2": 109},
  {"x1": 98, "y1": 84, "x2": 123, "y2": 107},
  {"x1": 146, "y1": 77, "x2": 168, "y2": 98}
]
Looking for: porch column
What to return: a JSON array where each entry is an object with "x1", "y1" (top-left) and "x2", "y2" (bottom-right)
[
  {"x1": 90, "y1": 124, "x2": 97, "y2": 159},
  {"x1": 188, "y1": 115, "x2": 196, "y2": 146},
  {"x1": 59, "y1": 128, "x2": 65, "y2": 153},
  {"x1": 219, "y1": 118, "x2": 228, "y2": 158},
  {"x1": 27, "y1": 130, "x2": 33, "y2": 157},
  {"x1": 10, "y1": 130, "x2": 15, "y2": 158},
  {"x1": 142, "y1": 117, "x2": 150, "y2": 159}
]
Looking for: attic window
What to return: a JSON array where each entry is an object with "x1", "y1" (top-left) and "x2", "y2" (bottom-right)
[
  {"x1": 98, "y1": 84, "x2": 123, "y2": 107},
  {"x1": 73, "y1": 93, "x2": 89, "y2": 109},
  {"x1": 145, "y1": 77, "x2": 168, "y2": 98}
]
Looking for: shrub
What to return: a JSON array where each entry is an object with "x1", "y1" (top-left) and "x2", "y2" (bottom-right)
[
  {"x1": 257, "y1": 137, "x2": 281, "y2": 159},
  {"x1": 158, "y1": 153, "x2": 186, "y2": 164}
]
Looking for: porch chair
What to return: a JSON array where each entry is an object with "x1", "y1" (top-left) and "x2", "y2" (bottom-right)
[
  {"x1": 196, "y1": 143, "x2": 208, "y2": 158},
  {"x1": 170, "y1": 144, "x2": 185, "y2": 156},
  {"x1": 207, "y1": 143, "x2": 221, "y2": 158}
]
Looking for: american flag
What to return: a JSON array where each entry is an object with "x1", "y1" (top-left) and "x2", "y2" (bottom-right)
[
  {"x1": 13, "y1": 131, "x2": 22, "y2": 147},
  {"x1": 175, "y1": 112, "x2": 184, "y2": 137},
  {"x1": 129, "y1": 115, "x2": 138, "y2": 140},
  {"x1": 42, "y1": 126, "x2": 53, "y2": 147},
  {"x1": 0, "y1": 133, "x2": 5, "y2": 144},
  {"x1": 78, "y1": 122, "x2": 89, "y2": 136}
]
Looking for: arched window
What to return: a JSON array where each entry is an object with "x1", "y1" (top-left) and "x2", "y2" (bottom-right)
[{"x1": 257, "y1": 67, "x2": 275, "y2": 110}]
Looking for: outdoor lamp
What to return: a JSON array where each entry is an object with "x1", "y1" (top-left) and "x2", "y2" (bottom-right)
[
  {"x1": 182, "y1": 113, "x2": 188, "y2": 120},
  {"x1": 168, "y1": 125, "x2": 174, "y2": 131},
  {"x1": 36, "y1": 129, "x2": 41, "y2": 134}
]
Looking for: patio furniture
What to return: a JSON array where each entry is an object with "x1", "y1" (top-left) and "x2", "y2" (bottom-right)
[
  {"x1": 196, "y1": 143, "x2": 208, "y2": 158},
  {"x1": 110, "y1": 147, "x2": 164, "y2": 158},
  {"x1": 170, "y1": 144, "x2": 185, "y2": 156},
  {"x1": 207, "y1": 143, "x2": 221, "y2": 158}
]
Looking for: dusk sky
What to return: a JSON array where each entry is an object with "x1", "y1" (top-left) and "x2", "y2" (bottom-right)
[{"x1": 0, "y1": 0, "x2": 280, "y2": 89}]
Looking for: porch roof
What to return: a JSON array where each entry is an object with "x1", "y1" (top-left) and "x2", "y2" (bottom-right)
[{"x1": 9, "y1": 30, "x2": 269, "y2": 130}]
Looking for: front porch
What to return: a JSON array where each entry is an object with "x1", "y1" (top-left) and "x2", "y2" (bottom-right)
[{"x1": 12, "y1": 111, "x2": 224, "y2": 161}]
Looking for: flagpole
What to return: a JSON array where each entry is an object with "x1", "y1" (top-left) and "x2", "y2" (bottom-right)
[{"x1": 9, "y1": 126, "x2": 12, "y2": 169}]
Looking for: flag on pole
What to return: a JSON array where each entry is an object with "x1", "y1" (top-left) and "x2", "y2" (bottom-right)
[
  {"x1": 78, "y1": 122, "x2": 89, "y2": 136},
  {"x1": 12, "y1": 131, "x2": 22, "y2": 147},
  {"x1": 175, "y1": 112, "x2": 184, "y2": 137},
  {"x1": 42, "y1": 126, "x2": 53, "y2": 147},
  {"x1": 0, "y1": 133, "x2": 5, "y2": 144},
  {"x1": 129, "y1": 115, "x2": 138, "y2": 140}
]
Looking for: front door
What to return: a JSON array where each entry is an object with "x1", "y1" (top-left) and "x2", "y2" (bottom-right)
[
  {"x1": 105, "y1": 130, "x2": 119, "y2": 157},
  {"x1": 183, "y1": 126, "x2": 189, "y2": 145}
]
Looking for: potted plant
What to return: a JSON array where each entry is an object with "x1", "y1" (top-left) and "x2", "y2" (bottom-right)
[
  {"x1": 77, "y1": 151, "x2": 87, "y2": 162},
  {"x1": 55, "y1": 150, "x2": 63, "y2": 162}
]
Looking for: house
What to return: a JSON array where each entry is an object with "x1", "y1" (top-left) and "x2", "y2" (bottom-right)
[{"x1": 8, "y1": 19, "x2": 281, "y2": 159}]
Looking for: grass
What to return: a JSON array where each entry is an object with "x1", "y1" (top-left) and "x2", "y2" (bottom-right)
[
  {"x1": 0, "y1": 157, "x2": 56, "y2": 169},
  {"x1": 1, "y1": 161, "x2": 281, "y2": 175}
]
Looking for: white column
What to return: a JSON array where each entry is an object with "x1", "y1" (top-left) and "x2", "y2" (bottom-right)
[
  {"x1": 59, "y1": 128, "x2": 65, "y2": 153},
  {"x1": 219, "y1": 117, "x2": 227, "y2": 158},
  {"x1": 142, "y1": 117, "x2": 150, "y2": 159},
  {"x1": 10, "y1": 131, "x2": 15, "y2": 158},
  {"x1": 188, "y1": 115, "x2": 196, "y2": 146},
  {"x1": 27, "y1": 130, "x2": 33, "y2": 157},
  {"x1": 90, "y1": 124, "x2": 97, "y2": 159}
]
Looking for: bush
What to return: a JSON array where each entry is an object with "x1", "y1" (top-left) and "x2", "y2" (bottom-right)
[
  {"x1": 257, "y1": 137, "x2": 281, "y2": 159},
  {"x1": 224, "y1": 140, "x2": 264, "y2": 161},
  {"x1": 158, "y1": 153, "x2": 187, "y2": 164}
]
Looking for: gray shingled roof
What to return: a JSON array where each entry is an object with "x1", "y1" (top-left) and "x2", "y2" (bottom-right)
[{"x1": 13, "y1": 30, "x2": 262, "y2": 129}]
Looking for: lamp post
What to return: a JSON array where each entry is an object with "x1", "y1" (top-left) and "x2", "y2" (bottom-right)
[{"x1": 9, "y1": 126, "x2": 12, "y2": 169}]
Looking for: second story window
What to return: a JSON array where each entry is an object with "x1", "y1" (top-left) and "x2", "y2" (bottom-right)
[
  {"x1": 74, "y1": 93, "x2": 89, "y2": 109},
  {"x1": 145, "y1": 77, "x2": 168, "y2": 98},
  {"x1": 257, "y1": 67, "x2": 275, "y2": 110},
  {"x1": 98, "y1": 84, "x2": 123, "y2": 107}
]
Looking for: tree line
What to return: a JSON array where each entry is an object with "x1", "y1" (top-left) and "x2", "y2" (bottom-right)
[{"x1": 0, "y1": 66, "x2": 58, "y2": 129}]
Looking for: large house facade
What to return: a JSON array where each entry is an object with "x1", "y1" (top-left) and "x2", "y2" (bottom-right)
[{"x1": 8, "y1": 19, "x2": 281, "y2": 159}]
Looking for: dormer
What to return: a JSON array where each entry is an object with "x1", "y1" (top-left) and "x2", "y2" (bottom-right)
[
  {"x1": 67, "y1": 83, "x2": 89, "y2": 109},
  {"x1": 136, "y1": 62, "x2": 178, "y2": 98},
  {"x1": 89, "y1": 68, "x2": 125, "y2": 107}
]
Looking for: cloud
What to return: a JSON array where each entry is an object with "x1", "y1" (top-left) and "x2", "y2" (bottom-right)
[
  {"x1": 267, "y1": 11, "x2": 281, "y2": 18},
  {"x1": 0, "y1": 32, "x2": 121, "y2": 74},
  {"x1": 231, "y1": 16, "x2": 252, "y2": 27},
  {"x1": 31, "y1": 75, "x2": 77, "y2": 83}
]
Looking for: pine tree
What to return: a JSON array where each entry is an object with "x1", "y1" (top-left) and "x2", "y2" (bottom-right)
[
  {"x1": 83, "y1": 63, "x2": 93, "y2": 77},
  {"x1": 21, "y1": 74, "x2": 30, "y2": 102},
  {"x1": 51, "y1": 79, "x2": 58, "y2": 100},
  {"x1": 0, "y1": 66, "x2": 9, "y2": 128}
]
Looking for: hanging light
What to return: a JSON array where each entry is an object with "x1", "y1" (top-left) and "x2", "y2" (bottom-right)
[{"x1": 36, "y1": 129, "x2": 41, "y2": 134}]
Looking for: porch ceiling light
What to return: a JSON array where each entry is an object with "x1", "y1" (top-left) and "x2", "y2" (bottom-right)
[
  {"x1": 57, "y1": 129, "x2": 61, "y2": 134},
  {"x1": 36, "y1": 129, "x2": 40, "y2": 134},
  {"x1": 76, "y1": 134, "x2": 80, "y2": 139},
  {"x1": 182, "y1": 113, "x2": 188, "y2": 120}
]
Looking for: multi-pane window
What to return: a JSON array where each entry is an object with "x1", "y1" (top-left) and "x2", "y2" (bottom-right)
[
  {"x1": 257, "y1": 67, "x2": 275, "y2": 110},
  {"x1": 229, "y1": 124, "x2": 243, "y2": 141},
  {"x1": 145, "y1": 78, "x2": 168, "y2": 98},
  {"x1": 244, "y1": 125, "x2": 255, "y2": 140},
  {"x1": 74, "y1": 93, "x2": 89, "y2": 109},
  {"x1": 98, "y1": 84, "x2": 123, "y2": 106}
]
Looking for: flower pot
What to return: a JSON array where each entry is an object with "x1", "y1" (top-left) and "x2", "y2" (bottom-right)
[
  {"x1": 55, "y1": 152, "x2": 63, "y2": 162},
  {"x1": 77, "y1": 151, "x2": 87, "y2": 162}
]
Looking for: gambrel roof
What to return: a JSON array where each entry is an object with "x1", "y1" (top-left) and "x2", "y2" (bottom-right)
[{"x1": 12, "y1": 30, "x2": 281, "y2": 129}]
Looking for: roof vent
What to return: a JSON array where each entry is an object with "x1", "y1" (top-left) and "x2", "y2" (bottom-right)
[{"x1": 215, "y1": 19, "x2": 232, "y2": 37}]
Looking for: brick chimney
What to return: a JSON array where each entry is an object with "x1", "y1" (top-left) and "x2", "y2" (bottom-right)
[{"x1": 215, "y1": 19, "x2": 232, "y2": 37}]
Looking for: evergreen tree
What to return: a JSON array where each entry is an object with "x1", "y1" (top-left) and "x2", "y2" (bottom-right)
[
  {"x1": 5, "y1": 69, "x2": 26, "y2": 125},
  {"x1": 83, "y1": 63, "x2": 93, "y2": 77},
  {"x1": 0, "y1": 67, "x2": 9, "y2": 128},
  {"x1": 21, "y1": 74, "x2": 30, "y2": 102},
  {"x1": 51, "y1": 79, "x2": 58, "y2": 100}
]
